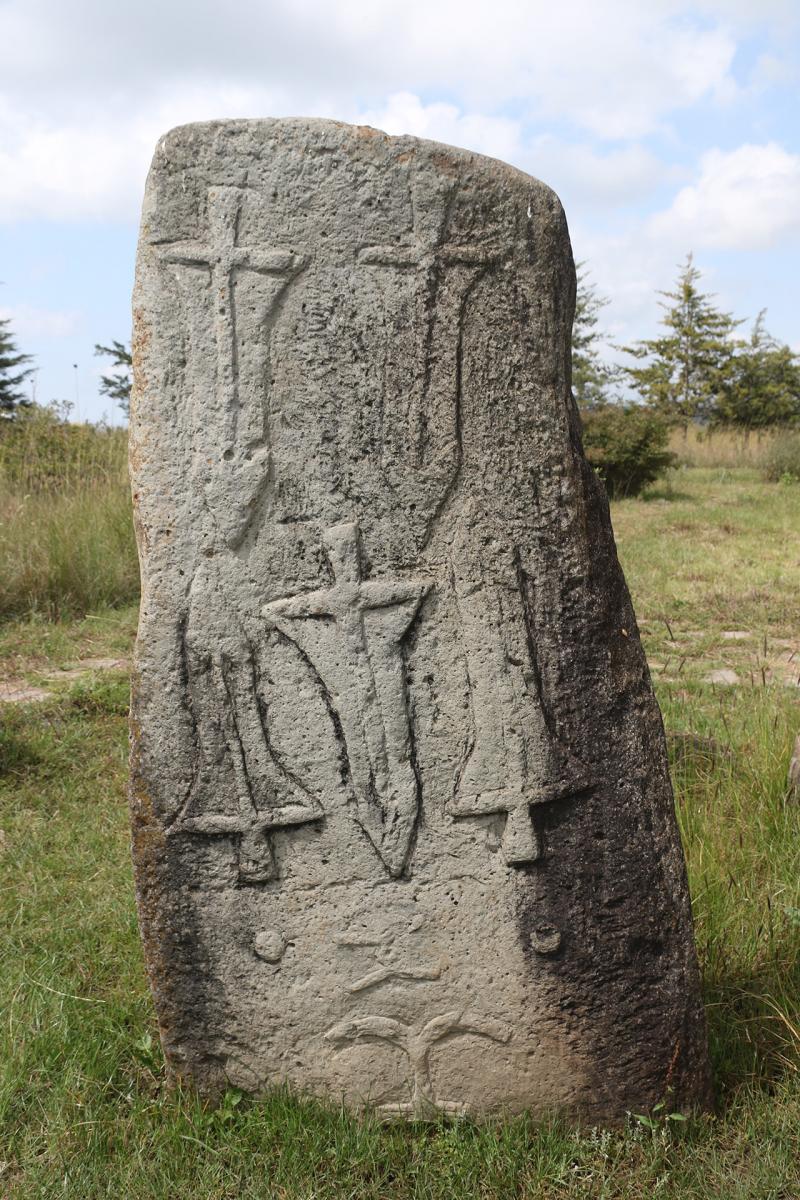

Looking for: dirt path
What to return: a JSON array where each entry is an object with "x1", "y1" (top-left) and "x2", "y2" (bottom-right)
[{"x1": 0, "y1": 657, "x2": 130, "y2": 705}]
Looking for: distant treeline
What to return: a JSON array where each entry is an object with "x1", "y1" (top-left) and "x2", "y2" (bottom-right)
[{"x1": 574, "y1": 253, "x2": 800, "y2": 432}]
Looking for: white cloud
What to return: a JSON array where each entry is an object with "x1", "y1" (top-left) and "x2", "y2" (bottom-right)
[
  {"x1": 356, "y1": 93, "x2": 524, "y2": 165},
  {"x1": 749, "y1": 52, "x2": 795, "y2": 89},
  {"x1": 523, "y1": 137, "x2": 678, "y2": 208},
  {"x1": 1, "y1": 0, "x2": 741, "y2": 133},
  {"x1": 0, "y1": 0, "x2": 796, "y2": 379},
  {"x1": 649, "y1": 142, "x2": 800, "y2": 250},
  {"x1": 0, "y1": 302, "x2": 83, "y2": 338},
  {"x1": 0, "y1": 85, "x2": 289, "y2": 222},
  {"x1": 310, "y1": 0, "x2": 742, "y2": 138},
  {"x1": 352, "y1": 104, "x2": 673, "y2": 209},
  {"x1": 0, "y1": 0, "x2": 789, "y2": 224}
]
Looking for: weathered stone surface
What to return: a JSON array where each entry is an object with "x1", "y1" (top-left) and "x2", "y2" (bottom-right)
[
  {"x1": 129, "y1": 118, "x2": 711, "y2": 1120},
  {"x1": 789, "y1": 735, "x2": 800, "y2": 800}
]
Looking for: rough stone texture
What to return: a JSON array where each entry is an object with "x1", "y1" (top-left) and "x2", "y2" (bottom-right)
[
  {"x1": 129, "y1": 118, "x2": 711, "y2": 1120},
  {"x1": 789, "y1": 735, "x2": 800, "y2": 800}
]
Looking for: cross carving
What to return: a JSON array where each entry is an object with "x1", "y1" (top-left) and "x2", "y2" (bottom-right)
[
  {"x1": 171, "y1": 641, "x2": 324, "y2": 885},
  {"x1": 263, "y1": 523, "x2": 430, "y2": 878},
  {"x1": 357, "y1": 170, "x2": 502, "y2": 273},
  {"x1": 359, "y1": 239, "x2": 500, "y2": 270},
  {"x1": 449, "y1": 521, "x2": 591, "y2": 868},
  {"x1": 176, "y1": 793, "x2": 322, "y2": 885},
  {"x1": 155, "y1": 186, "x2": 306, "y2": 449}
]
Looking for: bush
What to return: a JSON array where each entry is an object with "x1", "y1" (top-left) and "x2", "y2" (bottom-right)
[
  {"x1": 761, "y1": 431, "x2": 800, "y2": 484},
  {"x1": 580, "y1": 403, "x2": 675, "y2": 498}
]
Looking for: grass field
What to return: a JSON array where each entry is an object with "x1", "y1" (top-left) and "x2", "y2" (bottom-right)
[
  {"x1": 1, "y1": 466, "x2": 799, "y2": 1198},
  {"x1": 0, "y1": 410, "x2": 137, "y2": 620}
]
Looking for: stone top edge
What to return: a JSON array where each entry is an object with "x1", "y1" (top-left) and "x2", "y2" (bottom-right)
[{"x1": 151, "y1": 116, "x2": 556, "y2": 200}]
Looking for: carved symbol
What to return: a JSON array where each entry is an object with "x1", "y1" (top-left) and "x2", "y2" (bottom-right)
[
  {"x1": 530, "y1": 926, "x2": 562, "y2": 956},
  {"x1": 155, "y1": 186, "x2": 306, "y2": 547},
  {"x1": 450, "y1": 508, "x2": 589, "y2": 867},
  {"x1": 339, "y1": 939, "x2": 442, "y2": 994},
  {"x1": 358, "y1": 175, "x2": 502, "y2": 545},
  {"x1": 254, "y1": 929, "x2": 287, "y2": 962},
  {"x1": 358, "y1": 172, "x2": 502, "y2": 273},
  {"x1": 170, "y1": 579, "x2": 324, "y2": 884},
  {"x1": 325, "y1": 1009, "x2": 512, "y2": 1117},
  {"x1": 171, "y1": 648, "x2": 324, "y2": 882},
  {"x1": 174, "y1": 794, "x2": 318, "y2": 883},
  {"x1": 348, "y1": 961, "x2": 442, "y2": 995},
  {"x1": 263, "y1": 522, "x2": 429, "y2": 877},
  {"x1": 337, "y1": 913, "x2": 441, "y2": 992}
]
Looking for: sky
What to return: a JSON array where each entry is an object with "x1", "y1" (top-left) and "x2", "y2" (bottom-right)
[{"x1": 0, "y1": 0, "x2": 798, "y2": 424}]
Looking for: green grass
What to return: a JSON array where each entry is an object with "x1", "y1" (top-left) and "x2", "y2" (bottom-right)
[
  {"x1": 0, "y1": 605, "x2": 137, "y2": 681},
  {"x1": 0, "y1": 467, "x2": 799, "y2": 1198}
]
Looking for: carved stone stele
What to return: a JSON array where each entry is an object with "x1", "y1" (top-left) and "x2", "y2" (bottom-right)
[{"x1": 129, "y1": 118, "x2": 711, "y2": 1120}]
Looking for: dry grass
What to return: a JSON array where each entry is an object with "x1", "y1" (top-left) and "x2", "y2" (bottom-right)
[
  {"x1": 0, "y1": 410, "x2": 138, "y2": 618},
  {"x1": 668, "y1": 425, "x2": 785, "y2": 469}
]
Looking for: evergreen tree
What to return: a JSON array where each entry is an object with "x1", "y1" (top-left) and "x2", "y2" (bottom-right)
[
  {"x1": 714, "y1": 311, "x2": 800, "y2": 430},
  {"x1": 94, "y1": 339, "x2": 132, "y2": 417},
  {"x1": 572, "y1": 263, "x2": 614, "y2": 409},
  {"x1": 0, "y1": 316, "x2": 33, "y2": 418},
  {"x1": 619, "y1": 254, "x2": 739, "y2": 429}
]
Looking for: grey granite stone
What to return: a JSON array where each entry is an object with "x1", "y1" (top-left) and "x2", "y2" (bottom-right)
[
  {"x1": 129, "y1": 118, "x2": 711, "y2": 1120},
  {"x1": 789, "y1": 735, "x2": 800, "y2": 800}
]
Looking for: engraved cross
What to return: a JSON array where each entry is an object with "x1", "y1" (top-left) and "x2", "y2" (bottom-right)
[
  {"x1": 156, "y1": 186, "x2": 305, "y2": 445},
  {"x1": 357, "y1": 179, "x2": 503, "y2": 515},
  {"x1": 171, "y1": 645, "x2": 324, "y2": 885},
  {"x1": 263, "y1": 523, "x2": 429, "y2": 878},
  {"x1": 175, "y1": 789, "x2": 322, "y2": 886}
]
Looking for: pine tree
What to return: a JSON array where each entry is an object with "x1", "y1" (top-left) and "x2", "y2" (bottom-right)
[
  {"x1": 94, "y1": 340, "x2": 132, "y2": 417},
  {"x1": 572, "y1": 263, "x2": 614, "y2": 409},
  {"x1": 714, "y1": 311, "x2": 800, "y2": 430},
  {"x1": 619, "y1": 254, "x2": 739, "y2": 430},
  {"x1": 0, "y1": 316, "x2": 33, "y2": 418}
]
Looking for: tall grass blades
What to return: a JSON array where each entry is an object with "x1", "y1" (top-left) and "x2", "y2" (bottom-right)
[
  {"x1": 0, "y1": 406, "x2": 138, "y2": 619},
  {"x1": 761, "y1": 431, "x2": 800, "y2": 484},
  {"x1": 669, "y1": 425, "x2": 787, "y2": 470}
]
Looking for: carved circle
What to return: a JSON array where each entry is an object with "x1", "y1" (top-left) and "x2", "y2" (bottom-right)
[
  {"x1": 254, "y1": 929, "x2": 287, "y2": 962},
  {"x1": 530, "y1": 926, "x2": 561, "y2": 955}
]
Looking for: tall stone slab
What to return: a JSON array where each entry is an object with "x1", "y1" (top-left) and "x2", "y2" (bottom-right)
[{"x1": 130, "y1": 119, "x2": 711, "y2": 1120}]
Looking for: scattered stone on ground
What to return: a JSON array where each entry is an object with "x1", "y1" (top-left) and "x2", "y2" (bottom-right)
[
  {"x1": 45, "y1": 657, "x2": 129, "y2": 681},
  {"x1": 0, "y1": 681, "x2": 52, "y2": 704},
  {"x1": 720, "y1": 631, "x2": 751, "y2": 641},
  {"x1": 668, "y1": 732, "x2": 732, "y2": 767},
  {"x1": 704, "y1": 669, "x2": 740, "y2": 685},
  {"x1": 0, "y1": 658, "x2": 130, "y2": 704}
]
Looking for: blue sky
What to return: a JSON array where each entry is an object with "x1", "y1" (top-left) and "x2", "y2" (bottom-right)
[{"x1": 0, "y1": 0, "x2": 798, "y2": 423}]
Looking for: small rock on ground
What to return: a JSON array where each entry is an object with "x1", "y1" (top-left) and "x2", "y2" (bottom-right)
[
  {"x1": 705, "y1": 669, "x2": 740, "y2": 685},
  {"x1": 0, "y1": 682, "x2": 52, "y2": 704}
]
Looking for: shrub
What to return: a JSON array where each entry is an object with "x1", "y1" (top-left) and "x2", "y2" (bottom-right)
[
  {"x1": 579, "y1": 403, "x2": 675, "y2": 498},
  {"x1": 761, "y1": 431, "x2": 800, "y2": 484}
]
